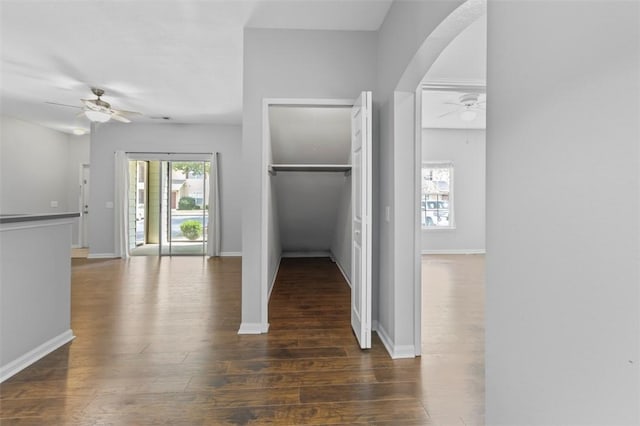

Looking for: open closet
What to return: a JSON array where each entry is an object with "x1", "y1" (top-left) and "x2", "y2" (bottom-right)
[{"x1": 263, "y1": 93, "x2": 372, "y2": 348}]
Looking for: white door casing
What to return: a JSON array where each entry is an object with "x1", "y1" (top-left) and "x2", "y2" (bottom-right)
[
  {"x1": 80, "y1": 164, "x2": 90, "y2": 248},
  {"x1": 351, "y1": 91, "x2": 372, "y2": 349}
]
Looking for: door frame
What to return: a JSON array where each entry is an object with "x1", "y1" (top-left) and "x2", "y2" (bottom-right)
[
  {"x1": 261, "y1": 97, "x2": 359, "y2": 331},
  {"x1": 79, "y1": 163, "x2": 90, "y2": 248},
  {"x1": 122, "y1": 153, "x2": 213, "y2": 257}
]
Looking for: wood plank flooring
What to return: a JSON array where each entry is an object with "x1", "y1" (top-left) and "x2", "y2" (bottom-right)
[{"x1": 0, "y1": 255, "x2": 484, "y2": 425}]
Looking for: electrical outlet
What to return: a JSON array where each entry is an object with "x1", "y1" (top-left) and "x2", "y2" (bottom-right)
[{"x1": 50, "y1": 201, "x2": 58, "y2": 208}]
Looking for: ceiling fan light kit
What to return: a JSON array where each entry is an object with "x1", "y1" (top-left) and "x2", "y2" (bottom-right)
[
  {"x1": 460, "y1": 109, "x2": 477, "y2": 121},
  {"x1": 84, "y1": 109, "x2": 111, "y2": 123}
]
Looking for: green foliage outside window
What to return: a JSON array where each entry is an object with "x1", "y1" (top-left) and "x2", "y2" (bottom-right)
[{"x1": 180, "y1": 220, "x2": 202, "y2": 240}]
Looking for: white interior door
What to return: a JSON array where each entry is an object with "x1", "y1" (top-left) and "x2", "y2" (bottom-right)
[{"x1": 351, "y1": 91, "x2": 372, "y2": 349}]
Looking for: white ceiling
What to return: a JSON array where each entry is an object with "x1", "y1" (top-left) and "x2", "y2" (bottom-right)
[
  {"x1": 0, "y1": 0, "x2": 392, "y2": 134},
  {"x1": 422, "y1": 12, "x2": 487, "y2": 129}
]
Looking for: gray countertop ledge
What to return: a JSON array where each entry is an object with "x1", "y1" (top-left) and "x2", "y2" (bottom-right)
[{"x1": 0, "y1": 212, "x2": 81, "y2": 224}]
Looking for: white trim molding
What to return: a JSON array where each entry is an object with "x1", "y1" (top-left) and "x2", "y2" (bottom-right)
[
  {"x1": 87, "y1": 253, "x2": 118, "y2": 259},
  {"x1": 333, "y1": 256, "x2": 352, "y2": 288},
  {"x1": 220, "y1": 251, "x2": 242, "y2": 257},
  {"x1": 268, "y1": 256, "x2": 282, "y2": 301},
  {"x1": 0, "y1": 330, "x2": 75, "y2": 383},
  {"x1": 281, "y1": 251, "x2": 332, "y2": 258},
  {"x1": 238, "y1": 322, "x2": 270, "y2": 335},
  {"x1": 375, "y1": 323, "x2": 416, "y2": 359},
  {"x1": 421, "y1": 249, "x2": 486, "y2": 255}
]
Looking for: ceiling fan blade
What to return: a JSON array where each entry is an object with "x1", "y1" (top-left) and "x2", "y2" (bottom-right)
[
  {"x1": 45, "y1": 101, "x2": 81, "y2": 109},
  {"x1": 112, "y1": 108, "x2": 141, "y2": 117},
  {"x1": 437, "y1": 109, "x2": 459, "y2": 119},
  {"x1": 443, "y1": 102, "x2": 462, "y2": 106},
  {"x1": 111, "y1": 112, "x2": 131, "y2": 123}
]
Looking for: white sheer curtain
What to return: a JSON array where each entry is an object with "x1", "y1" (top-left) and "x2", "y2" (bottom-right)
[
  {"x1": 114, "y1": 151, "x2": 130, "y2": 259},
  {"x1": 207, "y1": 152, "x2": 221, "y2": 257}
]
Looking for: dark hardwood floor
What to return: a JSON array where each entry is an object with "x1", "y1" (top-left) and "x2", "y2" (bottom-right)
[{"x1": 0, "y1": 255, "x2": 484, "y2": 425}]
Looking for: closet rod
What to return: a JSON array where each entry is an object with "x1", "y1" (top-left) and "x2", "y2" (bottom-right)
[{"x1": 269, "y1": 164, "x2": 352, "y2": 176}]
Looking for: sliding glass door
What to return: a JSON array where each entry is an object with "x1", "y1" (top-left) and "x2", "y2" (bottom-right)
[
  {"x1": 127, "y1": 156, "x2": 211, "y2": 257},
  {"x1": 159, "y1": 160, "x2": 209, "y2": 256}
]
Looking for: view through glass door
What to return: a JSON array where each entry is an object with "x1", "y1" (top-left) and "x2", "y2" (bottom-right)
[
  {"x1": 159, "y1": 160, "x2": 209, "y2": 256},
  {"x1": 129, "y1": 159, "x2": 209, "y2": 256}
]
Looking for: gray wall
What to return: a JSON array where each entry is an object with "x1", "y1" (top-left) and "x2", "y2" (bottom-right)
[
  {"x1": 486, "y1": 1, "x2": 639, "y2": 424},
  {"x1": 242, "y1": 28, "x2": 377, "y2": 330},
  {"x1": 1, "y1": 116, "x2": 71, "y2": 214},
  {"x1": 422, "y1": 128, "x2": 485, "y2": 253},
  {"x1": 89, "y1": 123, "x2": 242, "y2": 257},
  {"x1": 375, "y1": 0, "x2": 467, "y2": 355},
  {"x1": 275, "y1": 172, "x2": 346, "y2": 254},
  {"x1": 0, "y1": 116, "x2": 89, "y2": 246},
  {"x1": 1, "y1": 219, "x2": 73, "y2": 378}
]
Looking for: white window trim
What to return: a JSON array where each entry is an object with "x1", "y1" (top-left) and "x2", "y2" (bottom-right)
[{"x1": 421, "y1": 161, "x2": 455, "y2": 230}]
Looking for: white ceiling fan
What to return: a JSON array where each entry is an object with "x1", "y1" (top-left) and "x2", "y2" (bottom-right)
[
  {"x1": 438, "y1": 93, "x2": 486, "y2": 121},
  {"x1": 46, "y1": 87, "x2": 141, "y2": 123}
]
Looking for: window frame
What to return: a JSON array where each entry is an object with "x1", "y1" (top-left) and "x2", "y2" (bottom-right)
[{"x1": 421, "y1": 161, "x2": 455, "y2": 230}]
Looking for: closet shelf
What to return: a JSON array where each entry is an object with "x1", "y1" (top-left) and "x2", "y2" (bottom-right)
[{"x1": 269, "y1": 164, "x2": 352, "y2": 176}]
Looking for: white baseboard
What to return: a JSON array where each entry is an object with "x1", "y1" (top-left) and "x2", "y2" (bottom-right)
[
  {"x1": 237, "y1": 322, "x2": 270, "y2": 335},
  {"x1": 220, "y1": 251, "x2": 242, "y2": 257},
  {"x1": 281, "y1": 251, "x2": 332, "y2": 258},
  {"x1": 333, "y1": 257, "x2": 352, "y2": 288},
  {"x1": 268, "y1": 256, "x2": 282, "y2": 301},
  {"x1": 421, "y1": 249, "x2": 486, "y2": 255},
  {"x1": 87, "y1": 253, "x2": 118, "y2": 259},
  {"x1": 1, "y1": 329, "x2": 75, "y2": 383},
  {"x1": 375, "y1": 323, "x2": 416, "y2": 359}
]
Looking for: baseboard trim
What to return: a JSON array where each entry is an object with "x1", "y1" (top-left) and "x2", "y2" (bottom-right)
[
  {"x1": 237, "y1": 322, "x2": 270, "y2": 335},
  {"x1": 333, "y1": 256, "x2": 352, "y2": 288},
  {"x1": 87, "y1": 253, "x2": 118, "y2": 259},
  {"x1": 281, "y1": 251, "x2": 332, "y2": 258},
  {"x1": 220, "y1": 251, "x2": 242, "y2": 257},
  {"x1": 421, "y1": 249, "x2": 486, "y2": 255},
  {"x1": 375, "y1": 323, "x2": 416, "y2": 359},
  {"x1": 0, "y1": 329, "x2": 75, "y2": 383},
  {"x1": 268, "y1": 256, "x2": 282, "y2": 301}
]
